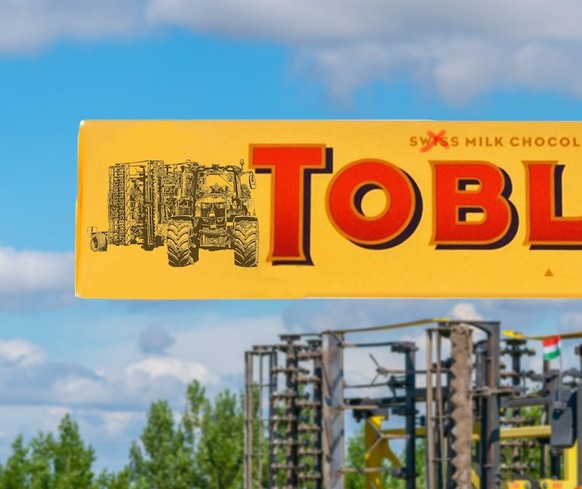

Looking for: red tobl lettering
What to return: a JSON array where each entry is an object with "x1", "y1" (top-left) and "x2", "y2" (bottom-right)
[
  {"x1": 432, "y1": 161, "x2": 517, "y2": 248},
  {"x1": 326, "y1": 160, "x2": 421, "y2": 248},
  {"x1": 250, "y1": 145, "x2": 330, "y2": 264},
  {"x1": 525, "y1": 161, "x2": 582, "y2": 248}
]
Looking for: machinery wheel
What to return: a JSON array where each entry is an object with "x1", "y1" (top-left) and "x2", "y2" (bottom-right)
[
  {"x1": 90, "y1": 233, "x2": 108, "y2": 252},
  {"x1": 450, "y1": 324, "x2": 473, "y2": 489},
  {"x1": 233, "y1": 219, "x2": 258, "y2": 267},
  {"x1": 167, "y1": 220, "x2": 193, "y2": 267}
]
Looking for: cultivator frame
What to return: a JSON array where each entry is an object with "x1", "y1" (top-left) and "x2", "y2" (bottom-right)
[
  {"x1": 89, "y1": 158, "x2": 259, "y2": 267},
  {"x1": 244, "y1": 319, "x2": 582, "y2": 489}
]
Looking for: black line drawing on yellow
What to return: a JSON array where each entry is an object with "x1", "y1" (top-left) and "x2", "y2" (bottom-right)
[{"x1": 88, "y1": 159, "x2": 259, "y2": 267}]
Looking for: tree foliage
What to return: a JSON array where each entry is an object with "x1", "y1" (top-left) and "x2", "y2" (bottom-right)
[
  {"x1": 0, "y1": 415, "x2": 95, "y2": 489},
  {"x1": 0, "y1": 379, "x2": 495, "y2": 489},
  {"x1": 196, "y1": 390, "x2": 244, "y2": 489},
  {"x1": 54, "y1": 414, "x2": 96, "y2": 489},
  {"x1": 0, "y1": 380, "x2": 250, "y2": 489},
  {"x1": 1, "y1": 436, "x2": 28, "y2": 489}
]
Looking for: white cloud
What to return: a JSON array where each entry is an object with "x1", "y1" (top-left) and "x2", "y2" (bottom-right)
[
  {"x1": 449, "y1": 302, "x2": 484, "y2": 321},
  {"x1": 51, "y1": 376, "x2": 108, "y2": 404},
  {"x1": 1, "y1": 1, "x2": 582, "y2": 102},
  {"x1": 0, "y1": 339, "x2": 46, "y2": 366},
  {"x1": 0, "y1": 328, "x2": 225, "y2": 471},
  {"x1": 73, "y1": 311, "x2": 287, "y2": 380},
  {"x1": 0, "y1": 247, "x2": 73, "y2": 309},
  {"x1": 168, "y1": 315, "x2": 286, "y2": 377},
  {"x1": 282, "y1": 299, "x2": 455, "y2": 333},
  {"x1": 126, "y1": 356, "x2": 218, "y2": 385},
  {"x1": 560, "y1": 311, "x2": 582, "y2": 331},
  {"x1": 144, "y1": 0, "x2": 582, "y2": 103},
  {"x1": 96, "y1": 410, "x2": 141, "y2": 437},
  {"x1": 0, "y1": 247, "x2": 72, "y2": 294},
  {"x1": 0, "y1": 334, "x2": 219, "y2": 410},
  {"x1": 0, "y1": 0, "x2": 143, "y2": 53}
]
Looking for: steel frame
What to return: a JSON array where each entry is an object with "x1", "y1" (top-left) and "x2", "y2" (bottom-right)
[{"x1": 244, "y1": 318, "x2": 582, "y2": 489}]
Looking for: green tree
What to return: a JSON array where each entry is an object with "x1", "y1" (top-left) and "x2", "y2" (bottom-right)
[
  {"x1": 181, "y1": 380, "x2": 208, "y2": 487},
  {"x1": 1, "y1": 435, "x2": 30, "y2": 489},
  {"x1": 129, "y1": 400, "x2": 195, "y2": 489},
  {"x1": 345, "y1": 426, "x2": 365, "y2": 489},
  {"x1": 94, "y1": 468, "x2": 131, "y2": 489},
  {"x1": 28, "y1": 432, "x2": 55, "y2": 489},
  {"x1": 0, "y1": 415, "x2": 96, "y2": 489},
  {"x1": 196, "y1": 390, "x2": 244, "y2": 489},
  {"x1": 182, "y1": 380, "x2": 207, "y2": 442},
  {"x1": 53, "y1": 414, "x2": 95, "y2": 489}
]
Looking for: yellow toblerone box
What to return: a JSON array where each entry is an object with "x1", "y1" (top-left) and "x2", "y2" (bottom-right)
[{"x1": 76, "y1": 120, "x2": 582, "y2": 299}]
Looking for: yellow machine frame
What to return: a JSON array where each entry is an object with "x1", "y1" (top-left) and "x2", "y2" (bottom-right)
[{"x1": 363, "y1": 416, "x2": 579, "y2": 489}]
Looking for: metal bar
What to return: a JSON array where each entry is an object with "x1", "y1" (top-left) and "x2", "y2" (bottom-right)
[
  {"x1": 244, "y1": 351, "x2": 254, "y2": 489},
  {"x1": 341, "y1": 467, "x2": 395, "y2": 474},
  {"x1": 504, "y1": 396, "x2": 553, "y2": 408},
  {"x1": 485, "y1": 322, "x2": 501, "y2": 489},
  {"x1": 474, "y1": 340, "x2": 487, "y2": 484},
  {"x1": 344, "y1": 404, "x2": 393, "y2": 411},
  {"x1": 285, "y1": 339, "x2": 299, "y2": 489},
  {"x1": 268, "y1": 350, "x2": 277, "y2": 489},
  {"x1": 367, "y1": 424, "x2": 551, "y2": 442},
  {"x1": 329, "y1": 318, "x2": 445, "y2": 336},
  {"x1": 344, "y1": 387, "x2": 448, "y2": 407},
  {"x1": 343, "y1": 341, "x2": 415, "y2": 348},
  {"x1": 364, "y1": 416, "x2": 384, "y2": 489},
  {"x1": 345, "y1": 383, "x2": 394, "y2": 390},
  {"x1": 258, "y1": 353, "x2": 264, "y2": 488},
  {"x1": 426, "y1": 330, "x2": 435, "y2": 489},
  {"x1": 499, "y1": 425, "x2": 551, "y2": 439},
  {"x1": 507, "y1": 340, "x2": 525, "y2": 470},
  {"x1": 436, "y1": 331, "x2": 446, "y2": 489},
  {"x1": 541, "y1": 358, "x2": 550, "y2": 478},
  {"x1": 311, "y1": 339, "x2": 324, "y2": 489},
  {"x1": 578, "y1": 379, "x2": 582, "y2": 485},
  {"x1": 404, "y1": 344, "x2": 417, "y2": 489}
]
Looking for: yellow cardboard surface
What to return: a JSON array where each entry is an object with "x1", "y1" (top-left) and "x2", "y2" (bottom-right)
[{"x1": 76, "y1": 120, "x2": 582, "y2": 299}]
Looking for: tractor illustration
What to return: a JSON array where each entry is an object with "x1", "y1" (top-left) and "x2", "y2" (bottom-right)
[{"x1": 88, "y1": 159, "x2": 259, "y2": 268}]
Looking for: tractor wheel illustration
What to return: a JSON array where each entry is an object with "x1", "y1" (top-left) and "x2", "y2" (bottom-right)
[
  {"x1": 167, "y1": 220, "x2": 193, "y2": 267},
  {"x1": 90, "y1": 232, "x2": 108, "y2": 252},
  {"x1": 233, "y1": 219, "x2": 258, "y2": 267}
]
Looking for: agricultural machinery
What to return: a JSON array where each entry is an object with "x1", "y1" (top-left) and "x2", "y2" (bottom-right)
[
  {"x1": 244, "y1": 319, "x2": 582, "y2": 489},
  {"x1": 89, "y1": 159, "x2": 258, "y2": 267}
]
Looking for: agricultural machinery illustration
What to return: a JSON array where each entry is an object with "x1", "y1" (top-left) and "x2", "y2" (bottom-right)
[
  {"x1": 88, "y1": 159, "x2": 258, "y2": 267},
  {"x1": 244, "y1": 319, "x2": 582, "y2": 489}
]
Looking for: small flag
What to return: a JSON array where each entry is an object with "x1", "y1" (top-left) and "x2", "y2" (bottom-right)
[{"x1": 542, "y1": 336, "x2": 562, "y2": 361}]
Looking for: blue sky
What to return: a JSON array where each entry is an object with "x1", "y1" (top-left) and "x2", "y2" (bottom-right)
[{"x1": 3, "y1": 0, "x2": 582, "y2": 472}]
